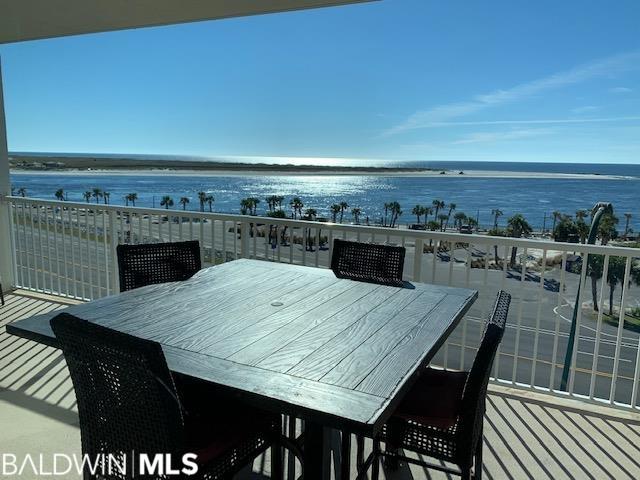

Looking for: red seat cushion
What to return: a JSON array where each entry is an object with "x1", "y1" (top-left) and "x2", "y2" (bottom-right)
[
  {"x1": 394, "y1": 367, "x2": 468, "y2": 429},
  {"x1": 173, "y1": 373, "x2": 276, "y2": 465},
  {"x1": 184, "y1": 407, "x2": 273, "y2": 465}
]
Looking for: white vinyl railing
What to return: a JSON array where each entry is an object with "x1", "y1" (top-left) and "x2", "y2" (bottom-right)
[{"x1": 3, "y1": 196, "x2": 640, "y2": 411}]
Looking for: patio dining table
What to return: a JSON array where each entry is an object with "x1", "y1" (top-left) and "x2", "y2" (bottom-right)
[{"x1": 7, "y1": 258, "x2": 477, "y2": 479}]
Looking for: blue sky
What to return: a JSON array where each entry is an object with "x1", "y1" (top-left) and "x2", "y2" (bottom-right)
[{"x1": 1, "y1": 0, "x2": 639, "y2": 164}]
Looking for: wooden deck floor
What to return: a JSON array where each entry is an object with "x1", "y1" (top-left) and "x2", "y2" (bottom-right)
[{"x1": 2, "y1": 291, "x2": 640, "y2": 479}]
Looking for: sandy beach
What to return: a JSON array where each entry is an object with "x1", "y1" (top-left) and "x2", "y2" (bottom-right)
[{"x1": 9, "y1": 154, "x2": 634, "y2": 180}]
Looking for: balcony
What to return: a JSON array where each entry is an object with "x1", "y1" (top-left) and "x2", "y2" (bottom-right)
[{"x1": 1, "y1": 196, "x2": 640, "y2": 478}]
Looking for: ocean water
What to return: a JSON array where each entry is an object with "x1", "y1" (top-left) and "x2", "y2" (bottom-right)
[{"x1": 10, "y1": 164, "x2": 640, "y2": 231}]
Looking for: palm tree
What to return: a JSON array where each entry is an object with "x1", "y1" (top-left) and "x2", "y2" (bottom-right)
[
  {"x1": 443, "y1": 203, "x2": 456, "y2": 230},
  {"x1": 576, "y1": 219, "x2": 589, "y2": 244},
  {"x1": 290, "y1": 197, "x2": 303, "y2": 219},
  {"x1": 197, "y1": 191, "x2": 207, "y2": 212},
  {"x1": 179, "y1": 197, "x2": 190, "y2": 210},
  {"x1": 83, "y1": 191, "x2": 92, "y2": 203},
  {"x1": 303, "y1": 208, "x2": 318, "y2": 250},
  {"x1": 54, "y1": 188, "x2": 65, "y2": 201},
  {"x1": 249, "y1": 197, "x2": 260, "y2": 215},
  {"x1": 432, "y1": 199, "x2": 445, "y2": 218},
  {"x1": 127, "y1": 193, "x2": 138, "y2": 207},
  {"x1": 506, "y1": 214, "x2": 533, "y2": 267},
  {"x1": 437, "y1": 213, "x2": 448, "y2": 231},
  {"x1": 575, "y1": 210, "x2": 588, "y2": 221},
  {"x1": 491, "y1": 208, "x2": 503, "y2": 229},
  {"x1": 551, "y1": 211, "x2": 562, "y2": 233},
  {"x1": 16, "y1": 187, "x2": 27, "y2": 197},
  {"x1": 339, "y1": 201, "x2": 349, "y2": 223},
  {"x1": 383, "y1": 202, "x2": 392, "y2": 226},
  {"x1": 597, "y1": 213, "x2": 618, "y2": 245},
  {"x1": 103, "y1": 192, "x2": 110, "y2": 204},
  {"x1": 423, "y1": 206, "x2": 433, "y2": 224},
  {"x1": 454, "y1": 211, "x2": 467, "y2": 229},
  {"x1": 389, "y1": 202, "x2": 402, "y2": 228},
  {"x1": 304, "y1": 208, "x2": 317, "y2": 220},
  {"x1": 467, "y1": 217, "x2": 478, "y2": 231},
  {"x1": 92, "y1": 188, "x2": 102, "y2": 204},
  {"x1": 206, "y1": 195, "x2": 214, "y2": 213},
  {"x1": 160, "y1": 196, "x2": 174, "y2": 209},
  {"x1": 351, "y1": 207, "x2": 362, "y2": 224},
  {"x1": 240, "y1": 198, "x2": 251, "y2": 215},
  {"x1": 274, "y1": 195, "x2": 284, "y2": 211},
  {"x1": 266, "y1": 195, "x2": 278, "y2": 213},
  {"x1": 624, "y1": 213, "x2": 632, "y2": 238},
  {"x1": 330, "y1": 204, "x2": 341, "y2": 223},
  {"x1": 412, "y1": 205, "x2": 424, "y2": 223}
]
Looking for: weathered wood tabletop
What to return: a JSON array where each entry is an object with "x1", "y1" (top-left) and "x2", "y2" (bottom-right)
[{"x1": 7, "y1": 258, "x2": 477, "y2": 478}]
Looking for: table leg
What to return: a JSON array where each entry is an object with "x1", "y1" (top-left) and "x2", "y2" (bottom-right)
[{"x1": 303, "y1": 420, "x2": 324, "y2": 480}]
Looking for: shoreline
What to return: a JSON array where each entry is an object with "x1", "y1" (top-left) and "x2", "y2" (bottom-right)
[
  {"x1": 9, "y1": 154, "x2": 636, "y2": 180},
  {"x1": 9, "y1": 167, "x2": 633, "y2": 180}
]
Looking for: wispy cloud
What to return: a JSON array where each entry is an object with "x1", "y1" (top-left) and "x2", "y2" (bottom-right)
[
  {"x1": 383, "y1": 50, "x2": 640, "y2": 136},
  {"x1": 571, "y1": 105, "x2": 599, "y2": 114},
  {"x1": 402, "y1": 116, "x2": 640, "y2": 127},
  {"x1": 609, "y1": 86, "x2": 633, "y2": 94},
  {"x1": 452, "y1": 128, "x2": 553, "y2": 145}
]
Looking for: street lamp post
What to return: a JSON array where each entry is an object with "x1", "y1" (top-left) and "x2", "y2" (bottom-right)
[{"x1": 559, "y1": 202, "x2": 613, "y2": 391}]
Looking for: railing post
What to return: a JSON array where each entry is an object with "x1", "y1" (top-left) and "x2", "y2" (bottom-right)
[
  {"x1": 0, "y1": 58, "x2": 15, "y2": 292},
  {"x1": 413, "y1": 238, "x2": 423, "y2": 282},
  {"x1": 108, "y1": 210, "x2": 119, "y2": 293},
  {"x1": 240, "y1": 221, "x2": 250, "y2": 258}
]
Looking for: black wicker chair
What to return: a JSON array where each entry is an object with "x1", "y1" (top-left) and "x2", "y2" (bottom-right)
[
  {"x1": 0, "y1": 283, "x2": 4, "y2": 305},
  {"x1": 51, "y1": 313, "x2": 282, "y2": 480},
  {"x1": 117, "y1": 240, "x2": 201, "y2": 292},
  {"x1": 331, "y1": 239, "x2": 406, "y2": 287},
  {"x1": 356, "y1": 291, "x2": 511, "y2": 480}
]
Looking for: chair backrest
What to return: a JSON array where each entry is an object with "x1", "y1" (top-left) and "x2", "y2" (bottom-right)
[
  {"x1": 330, "y1": 239, "x2": 406, "y2": 286},
  {"x1": 457, "y1": 291, "x2": 510, "y2": 460},
  {"x1": 117, "y1": 240, "x2": 201, "y2": 292},
  {"x1": 51, "y1": 313, "x2": 184, "y2": 477}
]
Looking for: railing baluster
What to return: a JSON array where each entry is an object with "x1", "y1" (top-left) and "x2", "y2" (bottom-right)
[
  {"x1": 30, "y1": 202, "x2": 39, "y2": 291},
  {"x1": 93, "y1": 208, "x2": 101, "y2": 298},
  {"x1": 78, "y1": 208, "x2": 86, "y2": 300},
  {"x1": 44, "y1": 206, "x2": 53, "y2": 292},
  {"x1": 448, "y1": 240, "x2": 454, "y2": 286},
  {"x1": 199, "y1": 217, "x2": 205, "y2": 264},
  {"x1": 209, "y1": 218, "x2": 215, "y2": 265},
  {"x1": 631, "y1": 335, "x2": 640, "y2": 409},
  {"x1": 39, "y1": 204, "x2": 48, "y2": 291},
  {"x1": 102, "y1": 209, "x2": 109, "y2": 296},
  {"x1": 493, "y1": 244, "x2": 509, "y2": 380},
  {"x1": 413, "y1": 238, "x2": 423, "y2": 282},
  {"x1": 302, "y1": 227, "x2": 306, "y2": 266},
  {"x1": 512, "y1": 247, "x2": 527, "y2": 385},
  {"x1": 569, "y1": 249, "x2": 590, "y2": 395},
  {"x1": 431, "y1": 239, "x2": 438, "y2": 283},
  {"x1": 289, "y1": 223, "x2": 294, "y2": 264},
  {"x1": 530, "y1": 249, "x2": 547, "y2": 387},
  {"x1": 610, "y1": 256, "x2": 633, "y2": 404},
  {"x1": 222, "y1": 220, "x2": 227, "y2": 263},
  {"x1": 589, "y1": 254, "x2": 610, "y2": 400},
  {"x1": 14, "y1": 201, "x2": 24, "y2": 288},
  {"x1": 233, "y1": 220, "x2": 238, "y2": 260},
  {"x1": 315, "y1": 227, "x2": 320, "y2": 267},
  {"x1": 550, "y1": 252, "x2": 568, "y2": 391},
  {"x1": 52, "y1": 204, "x2": 61, "y2": 295},
  {"x1": 66, "y1": 208, "x2": 74, "y2": 298}
]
